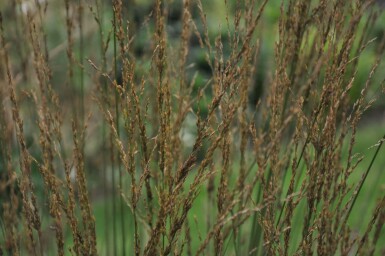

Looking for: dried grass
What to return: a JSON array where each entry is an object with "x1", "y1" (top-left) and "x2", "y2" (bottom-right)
[{"x1": 1, "y1": 0, "x2": 385, "y2": 255}]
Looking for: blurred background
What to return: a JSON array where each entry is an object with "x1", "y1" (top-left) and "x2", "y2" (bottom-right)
[{"x1": 1, "y1": 0, "x2": 385, "y2": 255}]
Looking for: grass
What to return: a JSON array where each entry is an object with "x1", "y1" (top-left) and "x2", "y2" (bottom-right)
[{"x1": 1, "y1": 0, "x2": 385, "y2": 255}]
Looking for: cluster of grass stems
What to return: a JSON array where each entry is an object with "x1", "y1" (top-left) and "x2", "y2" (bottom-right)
[{"x1": 1, "y1": 0, "x2": 385, "y2": 255}]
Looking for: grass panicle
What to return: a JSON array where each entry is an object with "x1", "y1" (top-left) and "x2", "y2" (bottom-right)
[{"x1": 1, "y1": 0, "x2": 385, "y2": 255}]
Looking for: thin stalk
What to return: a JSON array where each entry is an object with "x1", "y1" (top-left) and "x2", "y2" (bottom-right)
[
  {"x1": 248, "y1": 182, "x2": 262, "y2": 255},
  {"x1": 78, "y1": 0, "x2": 85, "y2": 132},
  {"x1": 111, "y1": 4, "x2": 118, "y2": 255},
  {"x1": 95, "y1": 0, "x2": 110, "y2": 253},
  {"x1": 344, "y1": 132, "x2": 385, "y2": 225},
  {"x1": 113, "y1": 4, "x2": 126, "y2": 255},
  {"x1": 275, "y1": 102, "x2": 324, "y2": 228},
  {"x1": 110, "y1": 132, "x2": 117, "y2": 256},
  {"x1": 248, "y1": 167, "x2": 272, "y2": 256},
  {"x1": 359, "y1": 155, "x2": 385, "y2": 231}
]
